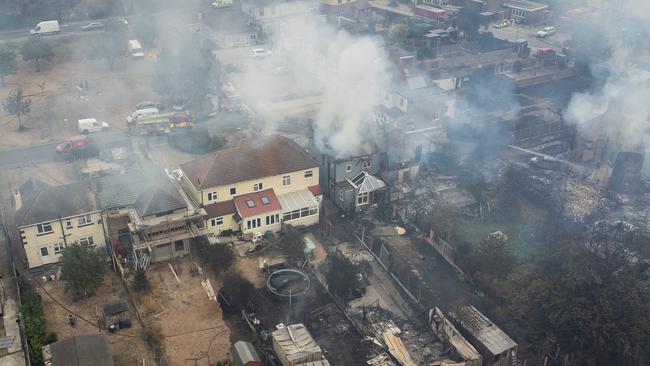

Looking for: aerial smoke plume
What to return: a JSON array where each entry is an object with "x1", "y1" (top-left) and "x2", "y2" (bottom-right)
[{"x1": 231, "y1": 15, "x2": 390, "y2": 157}]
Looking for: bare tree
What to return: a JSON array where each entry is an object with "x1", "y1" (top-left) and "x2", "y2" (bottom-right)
[{"x1": 3, "y1": 88, "x2": 31, "y2": 131}]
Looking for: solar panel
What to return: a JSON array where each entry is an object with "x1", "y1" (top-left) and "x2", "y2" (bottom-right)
[
  {"x1": 246, "y1": 199, "x2": 256, "y2": 208},
  {"x1": 261, "y1": 196, "x2": 270, "y2": 205}
]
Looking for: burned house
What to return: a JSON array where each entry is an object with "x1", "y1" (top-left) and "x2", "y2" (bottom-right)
[
  {"x1": 96, "y1": 162, "x2": 206, "y2": 267},
  {"x1": 452, "y1": 306, "x2": 518, "y2": 366},
  {"x1": 318, "y1": 148, "x2": 387, "y2": 214},
  {"x1": 272, "y1": 324, "x2": 324, "y2": 366},
  {"x1": 429, "y1": 307, "x2": 482, "y2": 366}
]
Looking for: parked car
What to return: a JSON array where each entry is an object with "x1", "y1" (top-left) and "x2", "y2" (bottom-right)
[
  {"x1": 136, "y1": 101, "x2": 163, "y2": 110},
  {"x1": 128, "y1": 39, "x2": 144, "y2": 58},
  {"x1": 78, "y1": 118, "x2": 108, "y2": 134},
  {"x1": 126, "y1": 107, "x2": 159, "y2": 123},
  {"x1": 55, "y1": 135, "x2": 88, "y2": 153},
  {"x1": 251, "y1": 48, "x2": 272, "y2": 58},
  {"x1": 537, "y1": 26, "x2": 556, "y2": 38},
  {"x1": 492, "y1": 19, "x2": 509, "y2": 29},
  {"x1": 82, "y1": 22, "x2": 104, "y2": 31}
]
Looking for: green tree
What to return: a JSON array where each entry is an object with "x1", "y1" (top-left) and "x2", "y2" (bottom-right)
[
  {"x1": 59, "y1": 243, "x2": 106, "y2": 297},
  {"x1": 195, "y1": 237, "x2": 235, "y2": 275},
  {"x1": 426, "y1": 201, "x2": 461, "y2": 242},
  {"x1": 91, "y1": 25, "x2": 127, "y2": 69},
  {"x1": 132, "y1": 269, "x2": 150, "y2": 292},
  {"x1": 282, "y1": 225, "x2": 305, "y2": 264},
  {"x1": 326, "y1": 254, "x2": 358, "y2": 299},
  {"x1": 478, "y1": 231, "x2": 515, "y2": 278},
  {"x1": 134, "y1": 16, "x2": 157, "y2": 47},
  {"x1": 388, "y1": 23, "x2": 409, "y2": 48},
  {"x1": 3, "y1": 88, "x2": 31, "y2": 131},
  {"x1": 20, "y1": 37, "x2": 53, "y2": 72},
  {"x1": 0, "y1": 46, "x2": 17, "y2": 86},
  {"x1": 455, "y1": 6, "x2": 486, "y2": 40},
  {"x1": 505, "y1": 224, "x2": 650, "y2": 365},
  {"x1": 21, "y1": 289, "x2": 47, "y2": 365}
]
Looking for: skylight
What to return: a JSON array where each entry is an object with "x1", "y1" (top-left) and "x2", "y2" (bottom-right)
[
  {"x1": 246, "y1": 199, "x2": 256, "y2": 208},
  {"x1": 261, "y1": 196, "x2": 270, "y2": 205}
]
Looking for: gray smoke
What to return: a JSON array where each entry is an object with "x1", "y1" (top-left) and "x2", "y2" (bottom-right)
[{"x1": 231, "y1": 15, "x2": 390, "y2": 157}]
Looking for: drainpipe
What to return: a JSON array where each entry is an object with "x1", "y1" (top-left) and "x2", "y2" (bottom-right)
[{"x1": 58, "y1": 216, "x2": 68, "y2": 246}]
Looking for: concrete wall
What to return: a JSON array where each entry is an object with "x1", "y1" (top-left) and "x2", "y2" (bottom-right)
[{"x1": 21, "y1": 211, "x2": 105, "y2": 268}]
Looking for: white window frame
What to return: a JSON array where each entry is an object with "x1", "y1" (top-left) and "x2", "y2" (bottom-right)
[
  {"x1": 66, "y1": 220, "x2": 73, "y2": 229},
  {"x1": 78, "y1": 214, "x2": 92, "y2": 226},
  {"x1": 346, "y1": 163, "x2": 352, "y2": 172},
  {"x1": 282, "y1": 175, "x2": 291, "y2": 186},
  {"x1": 432, "y1": 111, "x2": 441, "y2": 121},
  {"x1": 357, "y1": 192, "x2": 369, "y2": 205},
  {"x1": 247, "y1": 218, "x2": 261, "y2": 230},
  {"x1": 304, "y1": 170, "x2": 313, "y2": 178},
  {"x1": 40, "y1": 247, "x2": 49, "y2": 256},
  {"x1": 54, "y1": 243, "x2": 65, "y2": 254},
  {"x1": 211, "y1": 217, "x2": 224, "y2": 226},
  {"x1": 363, "y1": 160, "x2": 372, "y2": 169},
  {"x1": 37, "y1": 223, "x2": 53, "y2": 234},
  {"x1": 266, "y1": 214, "x2": 279, "y2": 225},
  {"x1": 229, "y1": 187, "x2": 237, "y2": 196},
  {"x1": 79, "y1": 236, "x2": 94, "y2": 246},
  {"x1": 207, "y1": 192, "x2": 217, "y2": 201},
  {"x1": 253, "y1": 182, "x2": 263, "y2": 191}
]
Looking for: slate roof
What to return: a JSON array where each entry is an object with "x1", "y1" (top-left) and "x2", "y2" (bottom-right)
[
  {"x1": 16, "y1": 178, "x2": 48, "y2": 202},
  {"x1": 204, "y1": 200, "x2": 237, "y2": 218},
  {"x1": 101, "y1": 299, "x2": 129, "y2": 317},
  {"x1": 234, "y1": 189, "x2": 282, "y2": 218},
  {"x1": 15, "y1": 181, "x2": 99, "y2": 227},
  {"x1": 48, "y1": 334, "x2": 114, "y2": 366},
  {"x1": 181, "y1": 135, "x2": 319, "y2": 190},
  {"x1": 96, "y1": 162, "x2": 175, "y2": 210},
  {"x1": 135, "y1": 184, "x2": 186, "y2": 217},
  {"x1": 457, "y1": 306, "x2": 517, "y2": 356}
]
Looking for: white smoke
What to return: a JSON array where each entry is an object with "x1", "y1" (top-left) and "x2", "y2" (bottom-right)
[{"x1": 231, "y1": 15, "x2": 390, "y2": 157}]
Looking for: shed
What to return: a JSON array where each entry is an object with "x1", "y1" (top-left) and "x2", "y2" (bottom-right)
[
  {"x1": 272, "y1": 324, "x2": 322, "y2": 366},
  {"x1": 296, "y1": 360, "x2": 330, "y2": 366},
  {"x1": 101, "y1": 299, "x2": 130, "y2": 329},
  {"x1": 230, "y1": 341, "x2": 261, "y2": 366},
  {"x1": 42, "y1": 334, "x2": 114, "y2": 366}
]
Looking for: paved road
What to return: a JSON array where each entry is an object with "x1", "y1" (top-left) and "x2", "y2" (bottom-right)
[
  {"x1": 490, "y1": 23, "x2": 571, "y2": 52},
  {"x1": 0, "y1": 130, "x2": 130, "y2": 168}
]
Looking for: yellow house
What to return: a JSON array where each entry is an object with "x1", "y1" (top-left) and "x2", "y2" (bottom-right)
[
  {"x1": 14, "y1": 181, "x2": 106, "y2": 269},
  {"x1": 180, "y1": 135, "x2": 322, "y2": 237}
]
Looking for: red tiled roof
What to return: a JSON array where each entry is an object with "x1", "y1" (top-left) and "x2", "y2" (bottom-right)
[
  {"x1": 204, "y1": 200, "x2": 236, "y2": 218},
  {"x1": 234, "y1": 189, "x2": 282, "y2": 218},
  {"x1": 181, "y1": 135, "x2": 319, "y2": 190},
  {"x1": 308, "y1": 184, "x2": 322, "y2": 197}
]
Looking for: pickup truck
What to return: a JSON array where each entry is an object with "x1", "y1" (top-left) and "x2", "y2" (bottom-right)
[{"x1": 55, "y1": 135, "x2": 88, "y2": 153}]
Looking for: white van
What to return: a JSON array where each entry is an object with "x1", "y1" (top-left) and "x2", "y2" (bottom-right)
[
  {"x1": 128, "y1": 40, "x2": 144, "y2": 58},
  {"x1": 30, "y1": 20, "x2": 60, "y2": 35},
  {"x1": 126, "y1": 107, "x2": 159, "y2": 123},
  {"x1": 78, "y1": 118, "x2": 108, "y2": 134}
]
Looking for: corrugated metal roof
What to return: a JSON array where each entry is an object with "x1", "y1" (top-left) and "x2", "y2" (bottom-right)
[
  {"x1": 457, "y1": 306, "x2": 517, "y2": 356},
  {"x1": 272, "y1": 324, "x2": 321, "y2": 364},
  {"x1": 296, "y1": 360, "x2": 330, "y2": 366},
  {"x1": 231, "y1": 341, "x2": 261, "y2": 366},
  {"x1": 277, "y1": 190, "x2": 319, "y2": 213}
]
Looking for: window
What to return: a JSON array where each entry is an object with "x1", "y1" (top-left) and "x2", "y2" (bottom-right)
[
  {"x1": 512, "y1": 9, "x2": 526, "y2": 18},
  {"x1": 283, "y1": 207, "x2": 318, "y2": 222},
  {"x1": 253, "y1": 182, "x2": 263, "y2": 191},
  {"x1": 78, "y1": 214, "x2": 92, "y2": 226},
  {"x1": 40, "y1": 247, "x2": 49, "y2": 257},
  {"x1": 175, "y1": 240, "x2": 185, "y2": 251},
  {"x1": 247, "y1": 218, "x2": 261, "y2": 230},
  {"x1": 246, "y1": 199, "x2": 256, "y2": 208},
  {"x1": 432, "y1": 111, "x2": 441, "y2": 121},
  {"x1": 357, "y1": 192, "x2": 369, "y2": 205},
  {"x1": 37, "y1": 223, "x2": 53, "y2": 234},
  {"x1": 79, "y1": 236, "x2": 94, "y2": 246},
  {"x1": 282, "y1": 175, "x2": 291, "y2": 186},
  {"x1": 261, "y1": 196, "x2": 270, "y2": 205},
  {"x1": 66, "y1": 220, "x2": 73, "y2": 229},
  {"x1": 211, "y1": 217, "x2": 224, "y2": 226},
  {"x1": 304, "y1": 170, "x2": 313, "y2": 178},
  {"x1": 54, "y1": 243, "x2": 65, "y2": 254},
  {"x1": 346, "y1": 163, "x2": 352, "y2": 172},
  {"x1": 266, "y1": 214, "x2": 278, "y2": 225},
  {"x1": 229, "y1": 187, "x2": 237, "y2": 196},
  {"x1": 338, "y1": 190, "x2": 345, "y2": 202},
  {"x1": 363, "y1": 160, "x2": 372, "y2": 169},
  {"x1": 207, "y1": 192, "x2": 217, "y2": 201}
]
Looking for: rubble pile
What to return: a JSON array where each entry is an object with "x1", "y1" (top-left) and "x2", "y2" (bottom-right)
[{"x1": 564, "y1": 179, "x2": 608, "y2": 223}]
